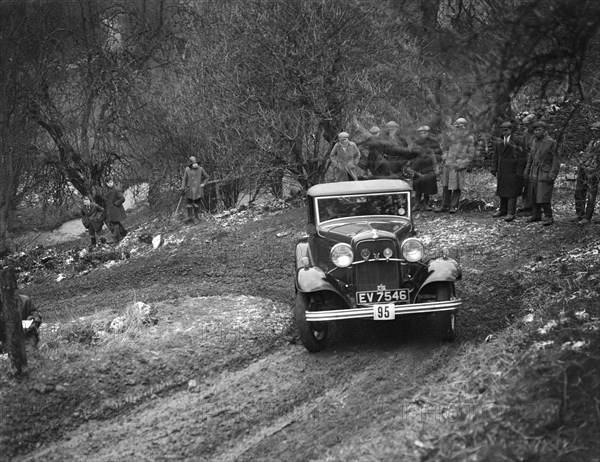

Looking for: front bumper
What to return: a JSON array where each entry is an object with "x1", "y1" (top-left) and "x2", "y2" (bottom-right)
[{"x1": 305, "y1": 299, "x2": 462, "y2": 321}]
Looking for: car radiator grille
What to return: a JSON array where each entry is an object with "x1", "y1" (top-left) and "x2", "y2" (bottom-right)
[{"x1": 354, "y1": 240, "x2": 400, "y2": 292}]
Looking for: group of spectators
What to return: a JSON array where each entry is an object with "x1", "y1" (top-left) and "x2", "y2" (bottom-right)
[
  {"x1": 80, "y1": 177, "x2": 128, "y2": 248},
  {"x1": 325, "y1": 114, "x2": 600, "y2": 226}
]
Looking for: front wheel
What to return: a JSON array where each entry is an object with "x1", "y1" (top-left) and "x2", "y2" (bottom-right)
[
  {"x1": 294, "y1": 292, "x2": 328, "y2": 352},
  {"x1": 431, "y1": 282, "x2": 456, "y2": 342}
]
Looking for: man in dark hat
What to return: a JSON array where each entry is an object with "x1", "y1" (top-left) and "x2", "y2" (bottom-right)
[
  {"x1": 490, "y1": 121, "x2": 526, "y2": 222},
  {"x1": 573, "y1": 121, "x2": 600, "y2": 225},
  {"x1": 524, "y1": 121, "x2": 560, "y2": 226},
  {"x1": 181, "y1": 156, "x2": 209, "y2": 223}
]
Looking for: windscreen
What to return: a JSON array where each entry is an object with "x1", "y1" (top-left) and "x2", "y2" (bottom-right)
[{"x1": 316, "y1": 192, "x2": 410, "y2": 223}]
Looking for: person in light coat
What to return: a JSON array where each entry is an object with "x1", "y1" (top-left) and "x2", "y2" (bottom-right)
[
  {"x1": 435, "y1": 118, "x2": 475, "y2": 214},
  {"x1": 325, "y1": 132, "x2": 361, "y2": 182},
  {"x1": 524, "y1": 121, "x2": 560, "y2": 226},
  {"x1": 181, "y1": 156, "x2": 209, "y2": 223}
]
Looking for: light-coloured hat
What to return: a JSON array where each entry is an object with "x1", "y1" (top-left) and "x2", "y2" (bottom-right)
[
  {"x1": 532, "y1": 120, "x2": 547, "y2": 129},
  {"x1": 453, "y1": 118, "x2": 468, "y2": 127},
  {"x1": 338, "y1": 131, "x2": 349, "y2": 139},
  {"x1": 369, "y1": 126, "x2": 381, "y2": 135},
  {"x1": 522, "y1": 114, "x2": 536, "y2": 124},
  {"x1": 384, "y1": 121, "x2": 400, "y2": 129},
  {"x1": 416, "y1": 125, "x2": 430, "y2": 132},
  {"x1": 499, "y1": 121, "x2": 512, "y2": 129},
  {"x1": 189, "y1": 156, "x2": 198, "y2": 164}
]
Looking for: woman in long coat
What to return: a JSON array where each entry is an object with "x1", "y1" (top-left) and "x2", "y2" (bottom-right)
[
  {"x1": 325, "y1": 132, "x2": 361, "y2": 182},
  {"x1": 524, "y1": 121, "x2": 560, "y2": 225}
]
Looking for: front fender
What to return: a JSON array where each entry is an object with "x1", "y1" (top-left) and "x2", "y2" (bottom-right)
[
  {"x1": 416, "y1": 257, "x2": 462, "y2": 297},
  {"x1": 296, "y1": 266, "x2": 337, "y2": 292},
  {"x1": 296, "y1": 240, "x2": 336, "y2": 292},
  {"x1": 295, "y1": 240, "x2": 313, "y2": 270}
]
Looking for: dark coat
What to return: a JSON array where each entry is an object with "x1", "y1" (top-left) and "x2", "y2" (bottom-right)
[
  {"x1": 0, "y1": 294, "x2": 42, "y2": 344},
  {"x1": 104, "y1": 186, "x2": 127, "y2": 222},
  {"x1": 358, "y1": 138, "x2": 419, "y2": 178},
  {"x1": 414, "y1": 136, "x2": 443, "y2": 164},
  {"x1": 81, "y1": 201, "x2": 105, "y2": 232},
  {"x1": 357, "y1": 141, "x2": 392, "y2": 178},
  {"x1": 491, "y1": 136, "x2": 527, "y2": 197},
  {"x1": 411, "y1": 149, "x2": 438, "y2": 195},
  {"x1": 181, "y1": 165, "x2": 209, "y2": 200},
  {"x1": 524, "y1": 135, "x2": 560, "y2": 203}
]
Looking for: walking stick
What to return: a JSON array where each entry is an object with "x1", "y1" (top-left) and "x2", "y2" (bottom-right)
[{"x1": 173, "y1": 194, "x2": 183, "y2": 219}]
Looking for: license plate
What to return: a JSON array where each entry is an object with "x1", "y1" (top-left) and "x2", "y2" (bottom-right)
[
  {"x1": 373, "y1": 304, "x2": 395, "y2": 320},
  {"x1": 356, "y1": 289, "x2": 409, "y2": 305}
]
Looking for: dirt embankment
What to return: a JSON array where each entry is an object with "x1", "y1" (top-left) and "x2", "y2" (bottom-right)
[{"x1": 1, "y1": 202, "x2": 599, "y2": 461}]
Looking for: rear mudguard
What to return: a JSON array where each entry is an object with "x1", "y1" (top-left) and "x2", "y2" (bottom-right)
[{"x1": 416, "y1": 257, "x2": 462, "y2": 297}]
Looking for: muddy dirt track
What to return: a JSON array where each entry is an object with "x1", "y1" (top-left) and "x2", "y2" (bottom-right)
[{"x1": 3, "y1": 203, "x2": 597, "y2": 462}]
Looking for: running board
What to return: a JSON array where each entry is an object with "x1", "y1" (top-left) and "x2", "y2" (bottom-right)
[{"x1": 305, "y1": 299, "x2": 462, "y2": 321}]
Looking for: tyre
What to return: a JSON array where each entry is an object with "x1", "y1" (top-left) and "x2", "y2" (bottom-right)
[
  {"x1": 431, "y1": 282, "x2": 456, "y2": 342},
  {"x1": 294, "y1": 292, "x2": 328, "y2": 352}
]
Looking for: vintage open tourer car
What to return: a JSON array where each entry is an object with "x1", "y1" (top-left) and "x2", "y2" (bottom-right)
[{"x1": 294, "y1": 179, "x2": 463, "y2": 352}]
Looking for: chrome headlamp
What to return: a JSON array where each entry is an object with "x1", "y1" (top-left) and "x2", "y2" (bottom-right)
[
  {"x1": 331, "y1": 243, "x2": 354, "y2": 268},
  {"x1": 401, "y1": 238, "x2": 424, "y2": 262}
]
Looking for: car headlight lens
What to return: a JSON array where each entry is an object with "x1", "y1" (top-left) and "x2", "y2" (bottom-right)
[
  {"x1": 331, "y1": 243, "x2": 354, "y2": 268},
  {"x1": 401, "y1": 238, "x2": 424, "y2": 262}
]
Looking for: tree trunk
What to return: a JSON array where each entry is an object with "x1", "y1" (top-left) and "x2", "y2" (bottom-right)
[{"x1": 0, "y1": 267, "x2": 28, "y2": 377}]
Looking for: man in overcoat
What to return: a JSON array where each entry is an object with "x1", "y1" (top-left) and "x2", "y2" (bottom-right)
[
  {"x1": 435, "y1": 118, "x2": 476, "y2": 214},
  {"x1": 412, "y1": 125, "x2": 442, "y2": 211},
  {"x1": 0, "y1": 294, "x2": 42, "y2": 353},
  {"x1": 104, "y1": 178, "x2": 128, "y2": 241},
  {"x1": 518, "y1": 113, "x2": 537, "y2": 214},
  {"x1": 181, "y1": 156, "x2": 209, "y2": 223},
  {"x1": 573, "y1": 121, "x2": 600, "y2": 225},
  {"x1": 524, "y1": 121, "x2": 560, "y2": 226},
  {"x1": 490, "y1": 121, "x2": 526, "y2": 222}
]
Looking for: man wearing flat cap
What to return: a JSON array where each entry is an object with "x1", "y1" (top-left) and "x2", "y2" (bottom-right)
[
  {"x1": 524, "y1": 121, "x2": 560, "y2": 226},
  {"x1": 490, "y1": 121, "x2": 526, "y2": 222},
  {"x1": 435, "y1": 118, "x2": 475, "y2": 213}
]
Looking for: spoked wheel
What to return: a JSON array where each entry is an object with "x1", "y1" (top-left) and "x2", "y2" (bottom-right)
[
  {"x1": 294, "y1": 292, "x2": 328, "y2": 352},
  {"x1": 431, "y1": 282, "x2": 457, "y2": 342}
]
